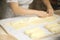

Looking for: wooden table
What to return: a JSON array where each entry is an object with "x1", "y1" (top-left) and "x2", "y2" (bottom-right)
[
  {"x1": 0, "y1": 26, "x2": 17, "y2": 40},
  {"x1": 0, "y1": 10, "x2": 60, "y2": 40},
  {"x1": 0, "y1": 26, "x2": 7, "y2": 34}
]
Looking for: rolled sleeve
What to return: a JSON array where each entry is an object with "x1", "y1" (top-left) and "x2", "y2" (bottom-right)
[{"x1": 6, "y1": 0, "x2": 18, "y2": 3}]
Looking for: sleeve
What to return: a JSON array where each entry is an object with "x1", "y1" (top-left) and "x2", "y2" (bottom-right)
[{"x1": 6, "y1": 0, "x2": 18, "y2": 3}]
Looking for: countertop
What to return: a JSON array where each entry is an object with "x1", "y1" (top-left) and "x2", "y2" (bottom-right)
[{"x1": 0, "y1": 10, "x2": 60, "y2": 40}]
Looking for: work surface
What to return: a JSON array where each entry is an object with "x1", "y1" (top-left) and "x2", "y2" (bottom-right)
[{"x1": 0, "y1": 14, "x2": 60, "y2": 40}]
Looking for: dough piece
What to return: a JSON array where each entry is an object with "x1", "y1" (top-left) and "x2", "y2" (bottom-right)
[
  {"x1": 10, "y1": 22, "x2": 28, "y2": 30},
  {"x1": 45, "y1": 23, "x2": 60, "y2": 33},
  {"x1": 30, "y1": 19, "x2": 45, "y2": 24},
  {"x1": 44, "y1": 16, "x2": 57, "y2": 22},
  {"x1": 24, "y1": 28, "x2": 47, "y2": 39},
  {"x1": 25, "y1": 28, "x2": 40, "y2": 35},
  {"x1": 30, "y1": 16, "x2": 57, "y2": 25},
  {"x1": 30, "y1": 31, "x2": 47, "y2": 38},
  {"x1": 9, "y1": 18, "x2": 29, "y2": 30},
  {"x1": 29, "y1": 17, "x2": 45, "y2": 24},
  {"x1": 8, "y1": 15, "x2": 57, "y2": 30}
]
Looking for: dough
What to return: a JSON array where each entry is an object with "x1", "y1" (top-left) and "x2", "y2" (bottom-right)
[
  {"x1": 9, "y1": 18, "x2": 29, "y2": 30},
  {"x1": 10, "y1": 22, "x2": 28, "y2": 30},
  {"x1": 24, "y1": 28, "x2": 40, "y2": 35},
  {"x1": 30, "y1": 31, "x2": 46, "y2": 38},
  {"x1": 30, "y1": 19, "x2": 45, "y2": 24},
  {"x1": 45, "y1": 23, "x2": 60, "y2": 33},
  {"x1": 24, "y1": 27, "x2": 47, "y2": 39},
  {"x1": 44, "y1": 16, "x2": 57, "y2": 22},
  {"x1": 30, "y1": 15, "x2": 57, "y2": 25},
  {"x1": 9, "y1": 15, "x2": 57, "y2": 30}
]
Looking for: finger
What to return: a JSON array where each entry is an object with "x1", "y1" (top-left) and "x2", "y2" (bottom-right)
[
  {"x1": 49, "y1": 11, "x2": 54, "y2": 16},
  {"x1": 38, "y1": 15, "x2": 48, "y2": 18}
]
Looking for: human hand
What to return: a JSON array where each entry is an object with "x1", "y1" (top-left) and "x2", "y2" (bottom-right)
[
  {"x1": 47, "y1": 8, "x2": 54, "y2": 16},
  {"x1": 36, "y1": 11, "x2": 49, "y2": 18}
]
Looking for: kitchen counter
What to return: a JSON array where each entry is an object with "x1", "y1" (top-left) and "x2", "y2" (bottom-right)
[
  {"x1": 0, "y1": 24, "x2": 60, "y2": 40},
  {"x1": 0, "y1": 10, "x2": 60, "y2": 40},
  {"x1": 0, "y1": 26, "x2": 7, "y2": 34},
  {"x1": 0, "y1": 25, "x2": 17, "y2": 40}
]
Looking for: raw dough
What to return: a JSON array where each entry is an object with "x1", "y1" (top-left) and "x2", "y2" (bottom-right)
[
  {"x1": 9, "y1": 15, "x2": 57, "y2": 30},
  {"x1": 30, "y1": 31, "x2": 46, "y2": 38},
  {"x1": 24, "y1": 27, "x2": 47, "y2": 39},
  {"x1": 10, "y1": 22, "x2": 28, "y2": 30},
  {"x1": 44, "y1": 16, "x2": 57, "y2": 22},
  {"x1": 29, "y1": 17, "x2": 45, "y2": 25},
  {"x1": 24, "y1": 28, "x2": 40, "y2": 35},
  {"x1": 9, "y1": 18, "x2": 30, "y2": 30},
  {"x1": 45, "y1": 23, "x2": 60, "y2": 33},
  {"x1": 30, "y1": 15, "x2": 57, "y2": 25}
]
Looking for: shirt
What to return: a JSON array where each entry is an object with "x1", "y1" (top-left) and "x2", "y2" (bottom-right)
[{"x1": 7, "y1": 0, "x2": 33, "y2": 9}]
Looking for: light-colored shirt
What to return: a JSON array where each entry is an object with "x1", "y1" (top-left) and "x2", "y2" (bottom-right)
[{"x1": 7, "y1": 0, "x2": 33, "y2": 9}]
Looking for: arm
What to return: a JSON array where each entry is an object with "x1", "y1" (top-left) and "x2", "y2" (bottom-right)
[
  {"x1": 42, "y1": 0, "x2": 54, "y2": 16},
  {"x1": 9, "y1": 2, "x2": 49, "y2": 17}
]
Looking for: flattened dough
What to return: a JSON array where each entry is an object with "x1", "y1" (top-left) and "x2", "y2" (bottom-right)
[
  {"x1": 9, "y1": 18, "x2": 29, "y2": 30},
  {"x1": 29, "y1": 17, "x2": 45, "y2": 24},
  {"x1": 45, "y1": 23, "x2": 60, "y2": 33},
  {"x1": 9, "y1": 15, "x2": 57, "y2": 30},
  {"x1": 30, "y1": 15, "x2": 57, "y2": 25},
  {"x1": 24, "y1": 27, "x2": 47, "y2": 38},
  {"x1": 44, "y1": 15, "x2": 57, "y2": 22},
  {"x1": 25, "y1": 28, "x2": 40, "y2": 35}
]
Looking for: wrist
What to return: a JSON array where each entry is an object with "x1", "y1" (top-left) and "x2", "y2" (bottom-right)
[
  {"x1": 47, "y1": 7, "x2": 53, "y2": 10},
  {"x1": 32, "y1": 10, "x2": 40, "y2": 16}
]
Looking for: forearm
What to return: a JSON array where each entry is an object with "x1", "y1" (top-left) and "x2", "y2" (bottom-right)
[
  {"x1": 9, "y1": 2, "x2": 49, "y2": 17},
  {"x1": 15, "y1": 7, "x2": 40, "y2": 16},
  {"x1": 10, "y1": 3, "x2": 41, "y2": 16},
  {"x1": 42, "y1": 0, "x2": 53, "y2": 9}
]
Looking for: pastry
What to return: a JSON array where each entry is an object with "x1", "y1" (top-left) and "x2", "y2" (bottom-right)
[
  {"x1": 24, "y1": 27, "x2": 47, "y2": 39},
  {"x1": 45, "y1": 23, "x2": 60, "y2": 33}
]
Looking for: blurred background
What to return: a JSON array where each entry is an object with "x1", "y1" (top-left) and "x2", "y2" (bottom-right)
[
  {"x1": 29, "y1": 0, "x2": 60, "y2": 10},
  {"x1": 0, "y1": 0, "x2": 60, "y2": 19}
]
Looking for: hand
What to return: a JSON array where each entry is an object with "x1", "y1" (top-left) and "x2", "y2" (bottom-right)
[
  {"x1": 36, "y1": 11, "x2": 49, "y2": 18},
  {"x1": 47, "y1": 8, "x2": 54, "y2": 16}
]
